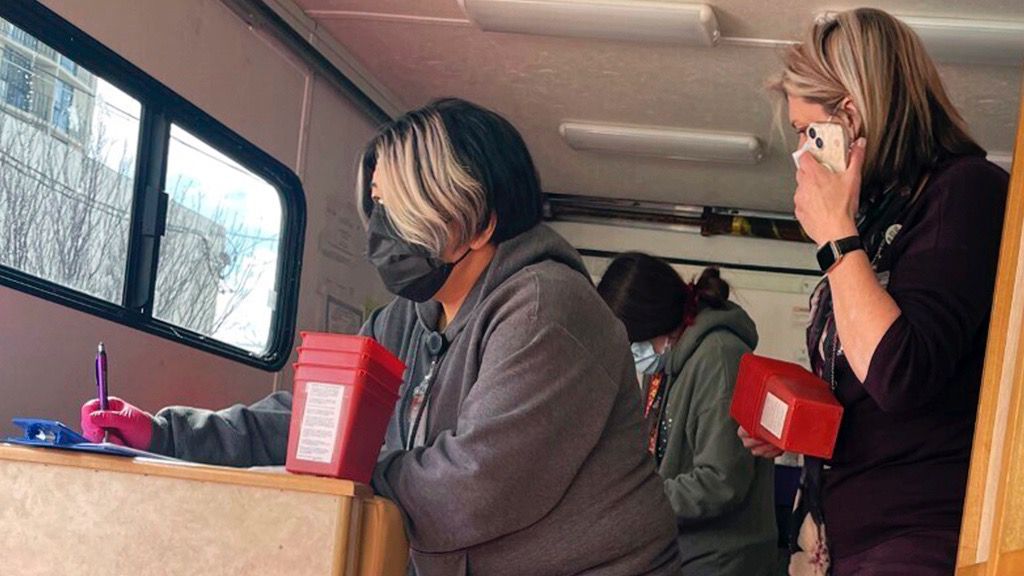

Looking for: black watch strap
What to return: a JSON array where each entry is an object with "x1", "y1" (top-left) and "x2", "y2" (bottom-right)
[{"x1": 816, "y1": 236, "x2": 863, "y2": 272}]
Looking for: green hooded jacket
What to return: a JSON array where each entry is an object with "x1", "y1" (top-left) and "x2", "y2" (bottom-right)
[{"x1": 646, "y1": 301, "x2": 777, "y2": 576}]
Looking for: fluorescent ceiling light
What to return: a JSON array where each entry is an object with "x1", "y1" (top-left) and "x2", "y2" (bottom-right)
[
  {"x1": 458, "y1": 0, "x2": 720, "y2": 46},
  {"x1": 560, "y1": 122, "x2": 764, "y2": 165},
  {"x1": 818, "y1": 12, "x2": 1024, "y2": 66},
  {"x1": 901, "y1": 15, "x2": 1024, "y2": 66}
]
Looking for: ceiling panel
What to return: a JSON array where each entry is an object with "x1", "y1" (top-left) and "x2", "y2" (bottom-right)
[{"x1": 293, "y1": 0, "x2": 1023, "y2": 211}]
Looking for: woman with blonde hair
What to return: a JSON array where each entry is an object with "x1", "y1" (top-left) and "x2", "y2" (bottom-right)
[
  {"x1": 81, "y1": 98, "x2": 683, "y2": 575},
  {"x1": 738, "y1": 8, "x2": 1008, "y2": 575}
]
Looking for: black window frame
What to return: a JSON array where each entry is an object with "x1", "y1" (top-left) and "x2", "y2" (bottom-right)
[{"x1": 0, "y1": 1, "x2": 307, "y2": 371}]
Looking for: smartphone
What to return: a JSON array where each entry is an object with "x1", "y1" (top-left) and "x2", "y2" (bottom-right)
[{"x1": 805, "y1": 122, "x2": 849, "y2": 173}]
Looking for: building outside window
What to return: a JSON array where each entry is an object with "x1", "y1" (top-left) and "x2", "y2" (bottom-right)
[
  {"x1": 1, "y1": 47, "x2": 32, "y2": 113},
  {"x1": 0, "y1": 25, "x2": 95, "y2": 145},
  {"x1": 57, "y1": 54, "x2": 76, "y2": 75},
  {"x1": 6, "y1": 23, "x2": 37, "y2": 51},
  {"x1": 51, "y1": 78, "x2": 72, "y2": 133},
  {"x1": 0, "y1": 10, "x2": 305, "y2": 365}
]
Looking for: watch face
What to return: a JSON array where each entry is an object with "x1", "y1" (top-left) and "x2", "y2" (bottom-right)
[{"x1": 816, "y1": 243, "x2": 836, "y2": 272}]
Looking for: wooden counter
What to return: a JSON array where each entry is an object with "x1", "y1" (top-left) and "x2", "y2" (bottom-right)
[{"x1": 0, "y1": 444, "x2": 408, "y2": 575}]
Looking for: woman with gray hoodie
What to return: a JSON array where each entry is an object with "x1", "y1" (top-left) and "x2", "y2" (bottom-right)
[
  {"x1": 598, "y1": 253, "x2": 777, "y2": 576},
  {"x1": 81, "y1": 99, "x2": 682, "y2": 576}
]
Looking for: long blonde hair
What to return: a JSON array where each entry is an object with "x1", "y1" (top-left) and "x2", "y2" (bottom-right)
[{"x1": 772, "y1": 8, "x2": 983, "y2": 192}]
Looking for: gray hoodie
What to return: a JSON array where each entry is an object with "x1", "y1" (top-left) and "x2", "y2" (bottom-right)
[
  {"x1": 649, "y1": 303, "x2": 776, "y2": 576},
  {"x1": 149, "y1": 224, "x2": 682, "y2": 576}
]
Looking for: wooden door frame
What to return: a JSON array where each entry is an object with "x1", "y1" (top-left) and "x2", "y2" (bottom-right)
[{"x1": 957, "y1": 74, "x2": 1024, "y2": 575}]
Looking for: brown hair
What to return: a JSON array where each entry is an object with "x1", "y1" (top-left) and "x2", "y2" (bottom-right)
[
  {"x1": 597, "y1": 252, "x2": 729, "y2": 342},
  {"x1": 693, "y1": 267, "x2": 729, "y2": 310}
]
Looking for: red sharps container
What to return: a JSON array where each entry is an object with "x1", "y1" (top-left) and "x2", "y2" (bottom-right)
[
  {"x1": 730, "y1": 353, "x2": 843, "y2": 459},
  {"x1": 286, "y1": 332, "x2": 405, "y2": 483}
]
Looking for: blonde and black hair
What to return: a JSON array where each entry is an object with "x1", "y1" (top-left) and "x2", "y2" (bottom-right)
[
  {"x1": 357, "y1": 98, "x2": 544, "y2": 255},
  {"x1": 772, "y1": 8, "x2": 984, "y2": 191}
]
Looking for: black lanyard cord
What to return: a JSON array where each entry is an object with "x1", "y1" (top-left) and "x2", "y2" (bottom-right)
[
  {"x1": 406, "y1": 357, "x2": 440, "y2": 450},
  {"x1": 404, "y1": 330, "x2": 450, "y2": 451}
]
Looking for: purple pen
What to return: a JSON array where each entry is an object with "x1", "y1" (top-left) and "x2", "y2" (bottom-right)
[
  {"x1": 96, "y1": 342, "x2": 109, "y2": 411},
  {"x1": 96, "y1": 343, "x2": 109, "y2": 443}
]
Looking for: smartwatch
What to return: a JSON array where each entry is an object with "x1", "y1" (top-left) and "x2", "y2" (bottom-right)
[{"x1": 816, "y1": 236, "x2": 863, "y2": 272}]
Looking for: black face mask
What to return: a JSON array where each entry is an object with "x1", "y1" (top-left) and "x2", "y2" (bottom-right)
[{"x1": 366, "y1": 206, "x2": 471, "y2": 302}]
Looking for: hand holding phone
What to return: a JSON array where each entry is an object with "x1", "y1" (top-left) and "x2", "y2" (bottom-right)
[{"x1": 792, "y1": 122, "x2": 849, "y2": 173}]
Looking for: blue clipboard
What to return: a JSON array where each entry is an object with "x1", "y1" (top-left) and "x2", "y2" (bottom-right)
[{"x1": 6, "y1": 418, "x2": 179, "y2": 461}]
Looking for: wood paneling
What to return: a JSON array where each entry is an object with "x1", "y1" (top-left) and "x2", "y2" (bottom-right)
[
  {"x1": 0, "y1": 444, "x2": 405, "y2": 575},
  {"x1": 957, "y1": 72, "x2": 1024, "y2": 576}
]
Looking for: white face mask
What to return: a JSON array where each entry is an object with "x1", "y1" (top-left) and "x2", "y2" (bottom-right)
[
  {"x1": 792, "y1": 102, "x2": 857, "y2": 169},
  {"x1": 631, "y1": 340, "x2": 667, "y2": 375},
  {"x1": 791, "y1": 138, "x2": 815, "y2": 169}
]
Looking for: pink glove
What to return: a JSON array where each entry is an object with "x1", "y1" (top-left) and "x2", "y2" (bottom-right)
[{"x1": 80, "y1": 396, "x2": 155, "y2": 449}]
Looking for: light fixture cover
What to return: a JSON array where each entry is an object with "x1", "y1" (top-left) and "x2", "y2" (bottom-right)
[
  {"x1": 459, "y1": 0, "x2": 720, "y2": 46},
  {"x1": 560, "y1": 122, "x2": 765, "y2": 165},
  {"x1": 901, "y1": 15, "x2": 1024, "y2": 66},
  {"x1": 819, "y1": 11, "x2": 1024, "y2": 66}
]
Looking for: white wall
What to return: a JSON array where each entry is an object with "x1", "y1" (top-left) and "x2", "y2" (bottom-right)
[{"x1": 0, "y1": 0, "x2": 390, "y2": 436}]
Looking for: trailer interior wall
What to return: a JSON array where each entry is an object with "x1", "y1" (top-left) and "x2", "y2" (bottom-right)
[{"x1": 0, "y1": 0, "x2": 390, "y2": 437}]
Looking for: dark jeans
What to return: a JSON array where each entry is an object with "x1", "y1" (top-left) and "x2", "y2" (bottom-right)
[{"x1": 832, "y1": 530, "x2": 958, "y2": 576}]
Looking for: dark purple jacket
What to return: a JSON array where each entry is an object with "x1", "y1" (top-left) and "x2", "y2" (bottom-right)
[{"x1": 822, "y1": 155, "x2": 1008, "y2": 560}]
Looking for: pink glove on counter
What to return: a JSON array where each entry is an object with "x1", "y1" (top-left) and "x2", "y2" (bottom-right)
[{"x1": 80, "y1": 396, "x2": 155, "y2": 448}]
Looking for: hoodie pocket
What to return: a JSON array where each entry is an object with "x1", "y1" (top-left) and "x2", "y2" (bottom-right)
[{"x1": 410, "y1": 548, "x2": 468, "y2": 576}]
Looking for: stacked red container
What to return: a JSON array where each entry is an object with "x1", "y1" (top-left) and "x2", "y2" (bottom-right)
[{"x1": 286, "y1": 332, "x2": 405, "y2": 483}]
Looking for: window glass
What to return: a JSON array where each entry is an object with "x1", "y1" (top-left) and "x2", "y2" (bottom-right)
[
  {"x1": 58, "y1": 54, "x2": 77, "y2": 75},
  {"x1": 51, "y1": 79, "x2": 73, "y2": 133},
  {"x1": 154, "y1": 124, "x2": 283, "y2": 353},
  {"x1": 1, "y1": 47, "x2": 33, "y2": 113},
  {"x1": 0, "y1": 7, "x2": 304, "y2": 367},
  {"x1": 0, "y1": 18, "x2": 138, "y2": 302}
]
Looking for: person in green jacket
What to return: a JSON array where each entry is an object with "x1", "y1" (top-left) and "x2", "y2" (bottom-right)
[{"x1": 598, "y1": 252, "x2": 777, "y2": 576}]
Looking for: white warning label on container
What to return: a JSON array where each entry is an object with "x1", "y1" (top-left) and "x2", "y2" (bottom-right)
[
  {"x1": 760, "y1": 392, "x2": 789, "y2": 440},
  {"x1": 296, "y1": 382, "x2": 348, "y2": 463}
]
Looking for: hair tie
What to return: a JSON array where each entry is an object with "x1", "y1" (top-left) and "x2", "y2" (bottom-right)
[{"x1": 683, "y1": 281, "x2": 700, "y2": 328}]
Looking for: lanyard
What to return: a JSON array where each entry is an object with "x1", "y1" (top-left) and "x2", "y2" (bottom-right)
[
  {"x1": 644, "y1": 372, "x2": 667, "y2": 456},
  {"x1": 405, "y1": 355, "x2": 441, "y2": 450},
  {"x1": 644, "y1": 372, "x2": 664, "y2": 419},
  {"x1": 403, "y1": 330, "x2": 449, "y2": 451}
]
